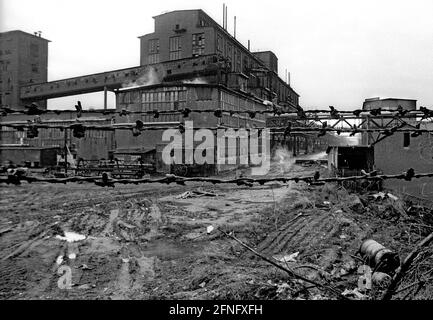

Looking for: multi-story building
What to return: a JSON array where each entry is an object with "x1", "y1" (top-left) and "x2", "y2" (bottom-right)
[
  {"x1": 0, "y1": 30, "x2": 49, "y2": 109},
  {"x1": 138, "y1": 9, "x2": 299, "y2": 110}
]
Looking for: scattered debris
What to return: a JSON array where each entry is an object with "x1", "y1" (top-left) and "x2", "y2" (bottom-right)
[
  {"x1": 0, "y1": 226, "x2": 14, "y2": 236},
  {"x1": 55, "y1": 231, "x2": 86, "y2": 243},
  {"x1": 372, "y1": 272, "x2": 392, "y2": 287},
  {"x1": 342, "y1": 288, "x2": 368, "y2": 300},
  {"x1": 371, "y1": 192, "x2": 399, "y2": 201},
  {"x1": 273, "y1": 252, "x2": 299, "y2": 263},
  {"x1": 176, "y1": 189, "x2": 218, "y2": 199},
  {"x1": 56, "y1": 255, "x2": 64, "y2": 265}
]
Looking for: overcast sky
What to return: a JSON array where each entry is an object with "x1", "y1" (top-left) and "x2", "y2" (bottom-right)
[{"x1": 1, "y1": 0, "x2": 432, "y2": 110}]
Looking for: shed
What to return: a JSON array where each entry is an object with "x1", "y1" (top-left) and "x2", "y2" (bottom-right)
[
  {"x1": 326, "y1": 145, "x2": 374, "y2": 176},
  {"x1": 0, "y1": 146, "x2": 58, "y2": 167}
]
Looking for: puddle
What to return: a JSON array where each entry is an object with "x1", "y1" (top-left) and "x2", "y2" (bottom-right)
[{"x1": 55, "y1": 231, "x2": 86, "y2": 242}]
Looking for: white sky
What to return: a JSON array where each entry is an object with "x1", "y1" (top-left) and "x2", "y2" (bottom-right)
[{"x1": 1, "y1": 0, "x2": 432, "y2": 110}]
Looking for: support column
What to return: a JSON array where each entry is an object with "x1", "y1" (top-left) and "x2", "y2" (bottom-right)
[
  {"x1": 64, "y1": 128, "x2": 68, "y2": 174},
  {"x1": 104, "y1": 86, "x2": 108, "y2": 110}
]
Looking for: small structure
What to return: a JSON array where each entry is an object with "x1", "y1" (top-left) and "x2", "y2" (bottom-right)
[
  {"x1": 326, "y1": 145, "x2": 374, "y2": 176},
  {"x1": 0, "y1": 146, "x2": 57, "y2": 167}
]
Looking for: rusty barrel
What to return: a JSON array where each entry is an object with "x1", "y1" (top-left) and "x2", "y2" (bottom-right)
[{"x1": 360, "y1": 239, "x2": 400, "y2": 273}]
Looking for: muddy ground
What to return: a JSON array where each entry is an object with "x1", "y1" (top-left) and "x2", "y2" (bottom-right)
[{"x1": 0, "y1": 157, "x2": 432, "y2": 300}]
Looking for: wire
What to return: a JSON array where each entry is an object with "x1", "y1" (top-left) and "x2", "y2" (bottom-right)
[
  {"x1": 1, "y1": 169, "x2": 431, "y2": 187},
  {"x1": 1, "y1": 105, "x2": 432, "y2": 119}
]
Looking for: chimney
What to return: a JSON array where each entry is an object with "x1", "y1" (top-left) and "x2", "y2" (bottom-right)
[
  {"x1": 234, "y1": 16, "x2": 236, "y2": 38},
  {"x1": 223, "y1": 4, "x2": 225, "y2": 29}
]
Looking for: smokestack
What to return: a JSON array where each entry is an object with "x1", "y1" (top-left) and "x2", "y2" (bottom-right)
[
  {"x1": 223, "y1": 4, "x2": 225, "y2": 29},
  {"x1": 248, "y1": 40, "x2": 250, "y2": 51},
  {"x1": 288, "y1": 72, "x2": 291, "y2": 85},
  {"x1": 234, "y1": 16, "x2": 236, "y2": 38},
  {"x1": 225, "y1": 6, "x2": 228, "y2": 30}
]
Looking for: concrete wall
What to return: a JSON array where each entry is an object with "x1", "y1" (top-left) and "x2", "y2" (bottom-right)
[{"x1": 374, "y1": 126, "x2": 433, "y2": 200}]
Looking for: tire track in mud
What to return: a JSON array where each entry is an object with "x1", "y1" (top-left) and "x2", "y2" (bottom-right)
[{"x1": 257, "y1": 207, "x2": 365, "y2": 270}]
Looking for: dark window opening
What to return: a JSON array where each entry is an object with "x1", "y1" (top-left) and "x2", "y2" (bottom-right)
[{"x1": 403, "y1": 132, "x2": 410, "y2": 148}]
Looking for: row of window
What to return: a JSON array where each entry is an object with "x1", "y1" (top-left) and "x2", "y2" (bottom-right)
[
  {"x1": 120, "y1": 89, "x2": 187, "y2": 104},
  {"x1": 148, "y1": 33, "x2": 206, "y2": 64},
  {"x1": 0, "y1": 49, "x2": 12, "y2": 55}
]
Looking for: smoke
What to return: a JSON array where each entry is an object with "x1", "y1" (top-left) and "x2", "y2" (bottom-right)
[
  {"x1": 272, "y1": 147, "x2": 295, "y2": 174},
  {"x1": 183, "y1": 78, "x2": 208, "y2": 84},
  {"x1": 122, "y1": 67, "x2": 160, "y2": 88}
]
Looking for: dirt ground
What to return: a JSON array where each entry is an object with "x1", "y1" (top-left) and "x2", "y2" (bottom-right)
[{"x1": 1, "y1": 154, "x2": 432, "y2": 300}]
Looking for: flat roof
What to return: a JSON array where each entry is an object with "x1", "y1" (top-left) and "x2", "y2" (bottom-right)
[
  {"x1": 0, "y1": 30, "x2": 51, "y2": 42},
  {"x1": 364, "y1": 98, "x2": 417, "y2": 102}
]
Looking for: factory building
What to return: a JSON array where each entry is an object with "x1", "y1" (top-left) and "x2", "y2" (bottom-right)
[
  {"x1": 1, "y1": 9, "x2": 302, "y2": 175},
  {"x1": 114, "y1": 83, "x2": 268, "y2": 174},
  {"x1": 0, "y1": 30, "x2": 49, "y2": 110},
  {"x1": 138, "y1": 9, "x2": 299, "y2": 110},
  {"x1": 327, "y1": 97, "x2": 433, "y2": 201}
]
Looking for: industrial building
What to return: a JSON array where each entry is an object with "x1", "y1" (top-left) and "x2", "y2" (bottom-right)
[
  {"x1": 0, "y1": 30, "x2": 49, "y2": 109},
  {"x1": 327, "y1": 97, "x2": 433, "y2": 201},
  {"x1": 138, "y1": 9, "x2": 299, "y2": 109},
  {"x1": 0, "y1": 9, "x2": 302, "y2": 173}
]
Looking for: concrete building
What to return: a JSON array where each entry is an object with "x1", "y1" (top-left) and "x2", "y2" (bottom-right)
[
  {"x1": 0, "y1": 30, "x2": 49, "y2": 109},
  {"x1": 138, "y1": 10, "x2": 299, "y2": 109},
  {"x1": 373, "y1": 121, "x2": 433, "y2": 201},
  {"x1": 359, "y1": 98, "x2": 433, "y2": 201},
  {"x1": 114, "y1": 82, "x2": 268, "y2": 174},
  {"x1": 362, "y1": 97, "x2": 417, "y2": 111}
]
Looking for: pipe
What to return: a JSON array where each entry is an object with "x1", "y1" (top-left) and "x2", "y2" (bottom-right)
[
  {"x1": 223, "y1": 4, "x2": 225, "y2": 29},
  {"x1": 225, "y1": 6, "x2": 228, "y2": 30}
]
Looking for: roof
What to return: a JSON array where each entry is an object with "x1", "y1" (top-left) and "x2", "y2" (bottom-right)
[
  {"x1": 364, "y1": 97, "x2": 417, "y2": 102},
  {"x1": 152, "y1": 9, "x2": 202, "y2": 19},
  {"x1": 0, "y1": 30, "x2": 51, "y2": 42}
]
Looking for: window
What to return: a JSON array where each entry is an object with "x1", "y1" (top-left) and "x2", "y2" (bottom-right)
[
  {"x1": 30, "y1": 43, "x2": 39, "y2": 58},
  {"x1": 403, "y1": 132, "x2": 410, "y2": 148},
  {"x1": 31, "y1": 63, "x2": 39, "y2": 73},
  {"x1": 217, "y1": 34, "x2": 223, "y2": 53},
  {"x1": 169, "y1": 36, "x2": 182, "y2": 60},
  {"x1": 148, "y1": 39, "x2": 160, "y2": 64},
  {"x1": 192, "y1": 33, "x2": 205, "y2": 56},
  {"x1": 148, "y1": 39, "x2": 159, "y2": 53},
  {"x1": 198, "y1": 18, "x2": 208, "y2": 27},
  {"x1": 236, "y1": 50, "x2": 241, "y2": 72}
]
